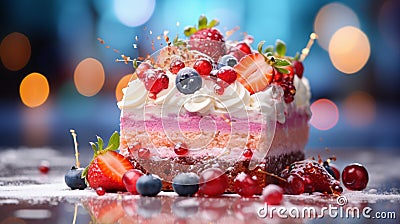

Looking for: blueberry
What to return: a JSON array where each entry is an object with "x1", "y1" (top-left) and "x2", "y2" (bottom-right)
[
  {"x1": 172, "y1": 172, "x2": 200, "y2": 196},
  {"x1": 323, "y1": 161, "x2": 337, "y2": 179},
  {"x1": 65, "y1": 166, "x2": 87, "y2": 190},
  {"x1": 176, "y1": 68, "x2": 202, "y2": 94},
  {"x1": 218, "y1": 55, "x2": 238, "y2": 69},
  {"x1": 136, "y1": 174, "x2": 162, "y2": 196}
]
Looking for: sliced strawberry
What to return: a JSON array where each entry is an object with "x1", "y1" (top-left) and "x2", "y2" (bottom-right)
[
  {"x1": 234, "y1": 53, "x2": 273, "y2": 94},
  {"x1": 83, "y1": 132, "x2": 134, "y2": 192}
]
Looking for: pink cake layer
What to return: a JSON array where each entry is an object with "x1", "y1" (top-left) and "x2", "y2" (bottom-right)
[{"x1": 120, "y1": 110, "x2": 309, "y2": 159}]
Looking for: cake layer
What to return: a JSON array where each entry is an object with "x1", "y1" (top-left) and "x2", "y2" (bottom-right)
[{"x1": 120, "y1": 109, "x2": 309, "y2": 159}]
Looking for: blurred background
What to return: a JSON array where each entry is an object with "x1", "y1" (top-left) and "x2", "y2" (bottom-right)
[{"x1": 0, "y1": 0, "x2": 399, "y2": 151}]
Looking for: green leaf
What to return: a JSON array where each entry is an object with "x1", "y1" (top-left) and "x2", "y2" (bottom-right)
[
  {"x1": 265, "y1": 52, "x2": 273, "y2": 57},
  {"x1": 198, "y1": 15, "x2": 208, "y2": 30},
  {"x1": 208, "y1": 19, "x2": 219, "y2": 28},
  {"x1": 294, "y1": 52, "x2": 300, "y2": 61},
  {"x1": 257, "y1": 41, "x2": 265, "y2": 54},
  {"x1": 264, "y1": 45, "x2": 274, "y2": 53},
  {"x1": 106, "y1": 131, "x2": 120, "y2": 151},
  {"x1": 275, "y1": 39, "x2": 286, "y2": 57},
  {"x1": 275, "y1": 58, "x2": 291, "y2": 66},
  {"x1": 96, "y1": 135, "x2": 104, "y2": 151},
  {"x1": 276, "y1": 67, "x2": 289, "y2": 74},
  {"x1": 184, "y1": 26, "x2": 197, "y2": 37},
  {"x1": 89, "y1": 142, "x2": 98, "y2": 153}
]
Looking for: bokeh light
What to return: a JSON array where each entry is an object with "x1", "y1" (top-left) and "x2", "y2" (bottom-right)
[
  {"x1": 314, "y1": 2, "x2": 360, "y2": 51},
  {"x1": 342, "y1": 91, "x2": 376, "y2": 127},
  {"x1": 74, "y1": 58, "x2": 105, "y2": 97},
  {"x1": 115, "y1": 73, "x2": 135, "y2": 102},
  {"x1": 19, "y1": 72, "x2": 50, "y2": 108},
  {"x1": 113, "y1": 0, "x2": 155, "y2": 27},
  {"x1": 310, "y1": 99, "x2": 339, "y2": 131},
  {"x1": 0, "y1": 32, "x2": 31, "y2": 71},
  {"x1": 328, "y1": 26, "x2": 370, "y2": 74}
]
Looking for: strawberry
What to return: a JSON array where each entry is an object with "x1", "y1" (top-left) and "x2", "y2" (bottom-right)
[
  {"x1": 184, "y1": 15, "x2": 226, "y2": 62},
  {"x1": 233, "y1": 53, "x2": 273, "y2": 94},
  {"x1": 280, "y1": 159, "x2": 343, "y2": 195},
  {"x1": 82, "y1": 132, "x2": 134, "y2": 192}
]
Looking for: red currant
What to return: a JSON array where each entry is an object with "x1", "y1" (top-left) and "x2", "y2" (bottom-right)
[
  {"x1": 342, "y1": 163, "x2": 369, "y2": 191},
  {"x1": 242, "y1": 148, "x2": 253, "y2": 159},
  {"x1": 217, "y1": 66, "x2": 237, "y2": 85},
  {"x1": 198, "y1": 168, "x2": 228, "y2": 197},
  {"x1": 174, "y1": 142, "x2": 189, "y2": 156},
  {"x1": 262, "y1": 184, "x2": 283, "y2": 205},
  {"x1": 38, "y1": 160, "x2": 50, "y2": 174},
  {"x1": 122, "y1": 169, "x2": 144, "y2": 194},
  {"x1": 272, "y1": 69, "x2": 282, "y2": 84},
  {"x1": 136, "y1": 61, "x2": 153, "y2": 80},
  {"x1": 234, "y1": 172, "x2": 258, "y2": 197},
  {"x1": 293, "y1": 61, "x2": 304, "y2": 78},
  {"x1": 193, "y1": 58, "x2": 213, "y2": 76},
  {"x1": 138, "y1": 148, "x2": 150, "y2": 159},
  {"x1": 96, "y1": 187, "x2": 106, "y2": 196},
  {"x1": 283, "y1": 174, "x2": 304, "y2": 195},
  {"x1": 143, "y1": 69, "x2": 169, "y2": 95},
  {"x1": 169, "y1": 59, "x2": 185, "y2": 74},
  {"x1": 235, "y1": 42, "x2": 252, "y2": 55}
]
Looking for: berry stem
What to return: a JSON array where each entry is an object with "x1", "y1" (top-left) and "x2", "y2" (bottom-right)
[
  {"x1": 300, "y1": 33, "x2": 318, "y2": 62},
  {"x1": 257, "y1": 169, "x2": 287, "y2": 183},
  {"x1": 70, "y1": 129, "x2": 80, "y2": 168}
]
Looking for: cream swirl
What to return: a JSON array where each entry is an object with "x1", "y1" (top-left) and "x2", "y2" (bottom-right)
[
  {"x1": 153, "y1": 73, "x2": 188, "y2": 109},
  {"x1": 293, "y1": 76, "x2": 311, "y2": 108},
  {"x1": 250, "y1": 85, "x2": 286, "y2": 123},
  {"x1": 183, "y1": 79, "x2": 214, "y2": 113},
  {"x1": 214, "y1": 81, "x2": 250, "y2": 114},
  {"x1": 117, "y1": 79, "x2": 147, "y2": 109}
]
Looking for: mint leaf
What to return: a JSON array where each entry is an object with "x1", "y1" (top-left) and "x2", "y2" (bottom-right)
[
  {"x1": 96, "y1": 135, "x2": 104, "y2": 151},
  {"x1": 198, "y1": 15, "x2": 208, "y2": 30},
  {"x1": 106, "y1": 131, "x2": 120, "y2": 151},
  {"x1": 257, "y1": 41, "x2": 265, "y2": 54},
  {"x1": 89, "y1": 142, "x2": 98, "y2": 153},
  {"x1": 184, "y1": 26, "x2": 197, "y2": 37},
  {"x1": 294, "y1": 52, "x2": 300, "y2": 61},
  {"x1": 264, "y1": 45, "x2": 274, "y2": 53},
  {"x1": 208, "y1": 19, "x2": 219, "y2": 28},
  {"x1": 276, "y1": 67, "x2": 289, "y2": 74},
  {"x1": 275, "y1": 58, "x2": 290, "y2": 66},
  {"x1": 275, "y1": 39, "x2": 286, "y2": 57}
]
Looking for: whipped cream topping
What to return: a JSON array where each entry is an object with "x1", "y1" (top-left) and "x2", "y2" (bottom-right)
[{"x1": 118, "y1": 71, "x2": 311, "y2": 123}]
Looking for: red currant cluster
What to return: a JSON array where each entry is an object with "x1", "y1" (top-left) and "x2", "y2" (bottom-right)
[{"x1": 272, "y1": 61, "x2": 304, "y2": 103}]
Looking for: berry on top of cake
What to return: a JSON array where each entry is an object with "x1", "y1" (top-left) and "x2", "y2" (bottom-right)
[{"x1": 117, "y1": 15, "x2": 312, "y2": 193}]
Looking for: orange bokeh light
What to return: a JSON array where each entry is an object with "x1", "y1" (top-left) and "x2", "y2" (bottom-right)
[
  {"x1": 0, "y1": 32, "x2": 31, "y2": 71},
  {"x1": 310, "y1": 99, "x2": 339, "y2": 131},
  {"x1": 115, "y1": 73, "x2": 136, "y2": 102},
  {"x1": 329, "y1": 26, "x2": 370, "y2": 74},
  {"x1": 19, "y1": 72, "x2": 50, "y2": 108},
  {"x1": 342, "y1": 91, "x2": 376, "y2": 127},
  {"x1": 74, "y1": 58, "x2": 105, "y2": 97},
  {"x1": 314, "y1": 3, "x2": 360, "y2": 51}
]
